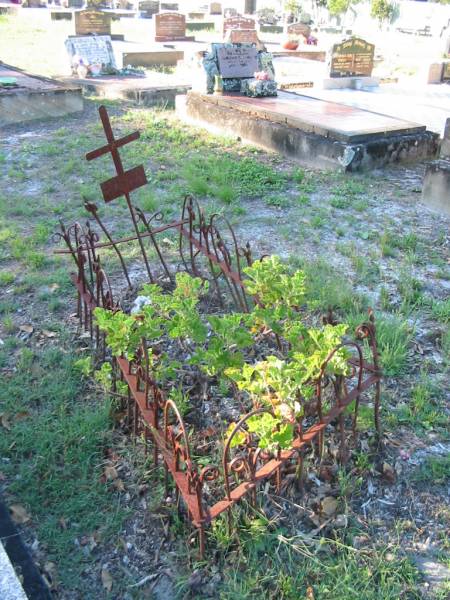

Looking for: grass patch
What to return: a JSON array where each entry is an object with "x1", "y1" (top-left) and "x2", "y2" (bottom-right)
[
  {"x1": 180, "y1": 514, "x2": 421, "y2": 599},
  {"x1": 293, "y1": 257, "x2": 368, "y2": 315},
  {"x1": 411, "y1": 455, "x2": 450, "y2": 484},
  {"x1": 182, "y1": 155, "x2": 286, "y2": 202},
  {"x1": 329, "y1": 194, "x2": 352, "y2": 209},
  {"x1": 395, "y1": 375, "x2": 448, "y2": 432},
  {"x1": 431, "y1": 298, "x2": 450, "y2": 324},
  {"x1": 0, "y1": 348, "x2": 126, "y2": 592},
  {"x1": 397, "y1": 271, "x2": 425, "y2": 312},
  {"x1": 375, "y1": 314, "x2": 413, "y2": 376},
  {"x1": 441, "y1": 327, "x2": 450, "y2": 365},
  {"x1": 0, "y1": 271, "x2": 15, "y2": 285}
]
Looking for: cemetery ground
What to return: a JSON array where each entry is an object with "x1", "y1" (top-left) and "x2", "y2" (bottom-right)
[{"x1": 1, "y1": 99, "x2": 449, "y2": 600}]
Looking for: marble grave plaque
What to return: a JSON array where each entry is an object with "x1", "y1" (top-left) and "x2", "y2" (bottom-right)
[
  {"x1": 217, "y1": 46, "x2": 258, "y2": 78},
  {"x1": 65, "y1": 35, "x2": 116, "y2": 70}
]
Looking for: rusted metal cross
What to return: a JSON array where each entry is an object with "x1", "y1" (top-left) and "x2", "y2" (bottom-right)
[
  {"x1": 86, "y1": 105, "x2": 147, "y2": 203},
  {"x1": 85, "y1": 105, "x2": 153, "y2": 280}
]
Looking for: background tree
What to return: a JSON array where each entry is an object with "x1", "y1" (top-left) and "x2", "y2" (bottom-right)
[
  {"x1": 327, "y1": 0, "x2": 350, "y2": 16},
  {"x1": 327, "y1": 0, "x2": 362, "y2": 26},
  {"x1": 370, "y1": 0, "x2": 396, "y2": 26},
  {"x1": 284, "y1": 0, "x2": 302, "y2": 22}
]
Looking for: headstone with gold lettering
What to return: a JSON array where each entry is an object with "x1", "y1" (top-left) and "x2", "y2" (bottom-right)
[
  {"x1": 155, "y1": 12, "x2": 195, "y2": 42},
  {"x1": 75, "y1": 9, "x2": 111, "y2": 36},
  {"x1": 330, "y1": 37, "x2": 374, "y2": 78},
  {"x1": 443, "y1": 61, "x2": 450, "y2": 82}
]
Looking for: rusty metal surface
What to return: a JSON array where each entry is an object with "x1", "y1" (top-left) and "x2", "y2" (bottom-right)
[{"x1": 56, "y1": 105, "x2": 383, "y2": 557}]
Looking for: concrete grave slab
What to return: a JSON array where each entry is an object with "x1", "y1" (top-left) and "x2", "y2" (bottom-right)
[
  {"x1": 196, "y1": 90, "x2": 428, "y2": 143},
  {"x1": 298, "y1": 83, "x2": 450, "y2": 136},
  {"x1": 0, "y1": 63, "x2": 83, "y2": 128},
  {"x1": 65, "y1": 71, "x2": 189, "y2": 107},
  {"x1": 180, "y1": 90, "x2": 438, "y2": 171},
  {"x1": 273, "y1": 55, "x2": 323, "y2": 89},
  {"x1": 0, "y1": 542, "x2": 27, "y2": 600}
]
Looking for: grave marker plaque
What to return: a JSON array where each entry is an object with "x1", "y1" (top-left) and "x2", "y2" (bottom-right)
[
  {"x1": 330, "y1": 37, "x2": 374, "y2": 78},
  {"x1": 443, "y1": 62, "x2": 450, "y2": 82},
  {"x1": 155, "y1": 12, "x2": 192, "y2": 41},
  {"x1": 223, "y1": 16, "x2": 255, "y2": 34},
  {"x1": 210, "y1": 2, "x2": 222, "y2": 14},
  {"x1": 139, "y1": 1, "x2": 159, "y2": 18},
  {"x1": 224, "y1": 8, "x2": 237, "y2": 18},
  {"x1": 75, "y1": 9, "x2": 111, "y2": 36},
  {"x1": 287, "y1": 22, "x2": 310, "y2": 38},
  {"x1": 65, "y1": 35, "x2": 116, "y2": 72},
  {"x1": 217, "y1": 46, "x2": 258, "y2": 78},
  {"x1": 225, "y1": 29, "x2": 259, "y2": 45}
]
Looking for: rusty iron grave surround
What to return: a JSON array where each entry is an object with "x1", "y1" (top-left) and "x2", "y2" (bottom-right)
[{"x1": 55, "y1": 106, "x2": 382, "y2": 557}]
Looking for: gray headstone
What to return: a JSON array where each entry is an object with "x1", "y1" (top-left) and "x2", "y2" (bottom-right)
[
  {"x1": 65, "y1": 35, "x2": 116, "y2": 72},
  {"x1": 217, "y1": 45, "x2": 258, "y2": 78}
]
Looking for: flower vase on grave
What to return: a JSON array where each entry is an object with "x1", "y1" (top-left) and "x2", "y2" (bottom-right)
[{"x1": 282, "y1": 39, "x2": 299, "y2": 50}]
